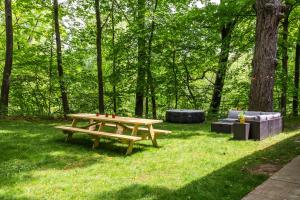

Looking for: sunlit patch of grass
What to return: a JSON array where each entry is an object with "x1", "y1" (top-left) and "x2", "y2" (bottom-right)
[{"x1": 0, "y1": 119, "x2": 299, "y2": 200}]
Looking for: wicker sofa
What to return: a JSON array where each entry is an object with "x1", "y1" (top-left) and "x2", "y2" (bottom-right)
[{"x1": 211, "y1": 110, "x2": 283, "y2": 140}]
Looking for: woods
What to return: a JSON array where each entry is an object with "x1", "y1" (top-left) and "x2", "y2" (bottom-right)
[{"x1": 1, "y1": 0, "x2": 300, "y2": 118}]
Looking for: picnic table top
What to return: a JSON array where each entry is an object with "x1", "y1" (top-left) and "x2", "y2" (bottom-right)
[{"x1": 67, "y1": 113, "x2": 163, "y2": 125}]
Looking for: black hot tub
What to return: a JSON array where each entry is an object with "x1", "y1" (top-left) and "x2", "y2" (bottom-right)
[{"x1": 166, "y1": 109, "x2": 205, "y2": 123}]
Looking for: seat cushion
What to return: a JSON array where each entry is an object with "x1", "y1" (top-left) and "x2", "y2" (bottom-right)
[
  {"x1": 245, "y1": 111, "x2": 261, "y2": 116},
  {"x1": 221, "y1": 118, "x2": 238, "y2": 123},
  {"x1": 245, "y1": 115, "x2": 258, "y2": 121},
  {"x1": 228, "y1": 110, "x2": 243, "y2": 119}
]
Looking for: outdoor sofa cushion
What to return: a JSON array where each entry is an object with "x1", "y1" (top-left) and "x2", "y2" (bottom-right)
[
  {"x1": 245, "y1": 111, "x2": 261, "y2": 116},
  {"x1": 244, "y1": 115, "x2": 258, "y2": 121},
  {"x1": 221, "y1": 118, "x2": 238, "y2": 122},
  {"x1": 228, "y1": 110, "x2": 243, "y2": 119}
]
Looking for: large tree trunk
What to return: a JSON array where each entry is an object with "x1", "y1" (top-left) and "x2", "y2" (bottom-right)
[
  {"x1": 293, "y1": 27, "x2": 300, "y2": 116},
  {"x1": 209, "y1": 23, "x2": 233, "y2": 115},
  {"x1": 53, "y1": 0, "x2": 70, "y2": 118},
  {"x1": 146, "y1": 0, "x2": 158, "y2": 119},
  {"x1": 280, "y1": 5, "x2": 291, "y2": 116},
  {"x1": 135, "y1": 0, "x2": 146, "y2": 117},
  {"x1": 111, "y1": 0, "x2": 117, "y2": 113},
  {"x1": 95, "y1": 0, "x2": 105, "y2": 113},
  {"x1": 0, "y1": 0, "x2": 13, "y2": 117},
  {"x1": 249, "y1": 0, "x2": 282, "y2": 112}
]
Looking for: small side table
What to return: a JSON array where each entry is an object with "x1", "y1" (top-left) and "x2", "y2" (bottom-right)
[{"x1": 233, "y1": 123, "x2": 250, "y2": 140}]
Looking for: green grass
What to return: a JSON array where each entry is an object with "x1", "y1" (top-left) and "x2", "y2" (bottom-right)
[{"x1": 0, "y1": 119, "x2": 300, "y2": 200}]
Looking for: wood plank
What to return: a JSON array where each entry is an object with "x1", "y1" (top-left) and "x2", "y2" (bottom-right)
[
  {"x1": 131, "y1": 124, "x2": 139, "y2": 136},
  {"x1": 67, "y1": 113, "x2": 163, "y2": 125},
  {"x1": 65, "y1": 119, "x2": 77, "y2": 141},
  {"x1": 104, "y1": 123, "x2": 171, "y2": 134},
  {"x1": 126, "y1": 141, "x2": 134, "y2": 155},
  {"x1": 148, "y1": 124, "x2": 158, "y2": 147},
  {"x1": 56, "y1": 126, "x2": 142, "y2": 141}
]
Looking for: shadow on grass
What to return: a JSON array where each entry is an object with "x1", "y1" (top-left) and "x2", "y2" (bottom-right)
[
  {"x1": 94, "y1": 133, "x2": 300, "y2": 200},
  {"x1": 1, "y1": 120, "x2": 299, "y2": 200},
  {"x1": 0, "y1": 120, "x2": 149, "y2": 188}
]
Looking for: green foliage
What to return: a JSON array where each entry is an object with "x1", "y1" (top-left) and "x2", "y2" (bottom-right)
[{"x1": 0, "y1": 0, "x2": 299, "y2": 117}]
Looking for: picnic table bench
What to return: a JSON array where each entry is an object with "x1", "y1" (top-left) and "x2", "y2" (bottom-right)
[{"x1": 56, "y1": 113, "x2": 171, "y2": 155}]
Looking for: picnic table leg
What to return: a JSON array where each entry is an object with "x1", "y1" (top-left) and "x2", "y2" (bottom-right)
[
  {"x1": 89, "y1": 120, "x2": 96, "y2": 131},
  {"x1": 116, "y1": 125, "x2": 125, "y2": 134},
  {"x1": 65, "y1": 119, "x2": 77, "y2": 142},
  {"x1": 126, "y1": 141, "x2": 134, "y2": 155},
  {"x1": 97, "y1": 122, "x2": 105, "y2": 131},
  {"x1": 131, "y1": 124, "x2": 139, "y2": 136},
  {"x1": 92, "y1": 136, "x2": 100, "y2": 149},
  {"x1": 148, "y1": 124, "x2": 158, "y2": 147}
]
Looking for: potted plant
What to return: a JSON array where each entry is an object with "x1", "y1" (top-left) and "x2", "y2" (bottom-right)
[{"x1": 238, "y1": 112, "x2": 246, "y2": 124}]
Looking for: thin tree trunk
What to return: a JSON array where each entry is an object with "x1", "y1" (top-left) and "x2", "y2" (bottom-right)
[
  {"x1": 135, "y1": 0, "x2": 146, "y2": 117},
  {"x1": 111, "y1": 0, "x2": 117, "y2": 113},
  {"x1": 48, "y1": 33, "x2": 54, "y2": 116},
  {"x1": 95, "y1": 0, "x2": 105, "y2": 113},
  {"x1": 209, "y1": 23, "x2": 233, "y2": 115},
  {"x1": 293, "y1": 27, "x2": 300, "y2": 116},
  {"x1": 53, "y1": 0, "x2": 70, "y2": 118},
  {"x1": 147, "y1": 69, "x2": 156, "y2": 119},
  {"x1": 171, "y1": 48, "x2": 178, "y2": 109},
  {"x1": 249, "y1": 0, "x2": 282, "y2": 111},
  {"x1": 145, "y1": 84, "x2": 149, "y2": 118},
  {"x1": 183, "y1": 57, "x2": 196, "y2": 108},
  {"x1": 280, "y1": 5, "x2": 291, "y2": 116},
  {"x1": 147, "y1": 0, "x2": 158, "y2": 119},
  {"x1": 0, "y1": 0, "x2": 13, "y2": 117}
]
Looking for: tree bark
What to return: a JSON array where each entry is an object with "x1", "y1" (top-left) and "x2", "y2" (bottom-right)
[
  {"x1": 183, "y1": 57, "x2": 196, "y2": 108},
  {"x1": 53, "y1": 0, "x2": 70, "y2": 118},
  {"x1": 111, "y1": 0, "x2": 117, "y2": 113},
  {"x1": 280, "y1": 5, "x2": 291, "y2": 116},
  {"x1": 95, "y1": 0, "x2": 105, "y2": 113},
  {"x1": 293, "y1": 27, "x2": 300, "y2": 116},
  {"x1": 48, "y1": 33, "x2": 54, "y2": 116},
  {"x1": 0, "y1": 0, "x2": 13, "y2": 117},
  {"x1": 146, "y1": 0, "x2": 158, "y2": 119},
  {"x1": 209, "y1": 23, "x2": 233, "y2": 115},
  {"x1": 249, "y1": 0, "x2": 282, "y2": 112},
  {"x1": 135, "y1": 0, "x2": 146, "y2": 117},
  {"x1": 171, "y1": 48, "x2": 178, "y2": 109}
]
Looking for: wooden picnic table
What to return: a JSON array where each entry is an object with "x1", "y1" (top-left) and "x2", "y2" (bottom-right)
[{"x1": 56, "y1": 113, "x2": 171, "y2": 155}]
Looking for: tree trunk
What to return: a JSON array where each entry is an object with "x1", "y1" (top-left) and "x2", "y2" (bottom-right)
[
  {"x1": 95, "y1": 0, "x2": 105, "y2": 113},
  {"x1": 0, "y1": 0, "x2": 13, "y2": 117},
  {"x1": 280, "y1": 5, "x2": 291, "y2": 116},
  {"x1": 145, "y1": 84, "x2": 149, "y2": 118},
  {"x1": 183, "y1": 57, "x2": 196, "y2": 108},
  {"x1": 209, "y1": 23, "x2": 233, "y2": 115},
  {"x1": 53, "y1": 0, "x2": 70, "y2": 118},
  {"x1": 293, "y1": 27, "x2": 300, "y2": 116},
  {"x1": 249, "y1": 0, "x2": 281, "y2": 112},
  {"x1": 135, "y1": 0, "x2": 146, "y2": 117},
  {"x1": 171, "y1": 48, "x2": 178, "y2": 109},
  {"x1": 48, "y1": 33, "x2": 54, "y2": 116},
  {"x1": 146, "y1": 0, "x2": 158, "y2": 119},
  {"x1": 147, "y1": 69, "x2": 157, "y2": 119},
  {"x1": 111, "y1": 0, "x2": 117, "y2": 113}
]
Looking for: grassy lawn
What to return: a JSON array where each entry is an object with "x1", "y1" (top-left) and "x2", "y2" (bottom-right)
[{"x1": 0, "y1": 119, "x2": 300, "y2": 200}]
